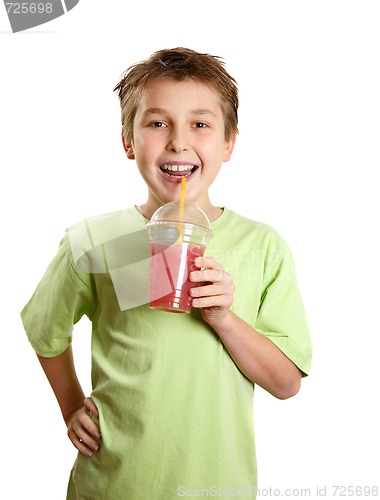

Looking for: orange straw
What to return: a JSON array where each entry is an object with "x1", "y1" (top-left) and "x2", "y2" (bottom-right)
[
  {"x1": 178, "y1": 177, "x2": 186, "y2": 243},
  {"x1": 179, "y1": 177, "x2": 186, "y2": 219}
]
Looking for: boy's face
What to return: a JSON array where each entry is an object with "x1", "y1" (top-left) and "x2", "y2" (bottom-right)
[{"x1": 123, "y1": 78, "x2": 235, "y2": 217}]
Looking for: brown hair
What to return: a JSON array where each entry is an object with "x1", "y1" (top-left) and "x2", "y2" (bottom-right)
[{"x1": 113, "y1": 47, "x2": 239, "y2": 144}]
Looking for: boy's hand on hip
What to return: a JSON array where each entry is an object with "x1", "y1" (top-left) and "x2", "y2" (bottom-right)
[
  {"x1": 189, "y1": 256, "x2": 235, "y2": 326},
  {"x1": 66, "y1": 397, "x2": 101, "y2": 457}
]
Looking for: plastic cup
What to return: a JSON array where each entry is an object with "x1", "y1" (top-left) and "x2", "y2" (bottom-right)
[{"x1": 146, "y1": 202, "x2": 213, "y2": 313}]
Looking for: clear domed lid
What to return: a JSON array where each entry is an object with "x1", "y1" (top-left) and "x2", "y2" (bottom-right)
[{"x1": 148, "y1": 202, "x2": 211, "y2": 229}]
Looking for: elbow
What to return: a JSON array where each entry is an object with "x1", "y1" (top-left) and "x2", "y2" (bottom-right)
[{"x1": 274, "y1": 374, "x2": 301, "y2": 400}]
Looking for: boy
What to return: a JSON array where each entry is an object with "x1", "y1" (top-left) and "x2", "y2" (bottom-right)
[{"x1": 21, "y1": 48, "x2": 312, "y2": 499}]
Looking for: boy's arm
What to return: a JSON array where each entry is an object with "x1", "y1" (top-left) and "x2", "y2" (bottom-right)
[
  {"x1": 204, "y1": 310, "x2": 301, "y2": 400},
  {"x1": 37, "y1": 345, "x2": 101, "y2": 457},
  {"x1": 190, "y1": 256, "x2": 302, "y2": 400}
]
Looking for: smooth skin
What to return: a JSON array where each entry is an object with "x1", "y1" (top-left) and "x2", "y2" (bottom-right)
[{"x1": 37, "y1": 78, "x2": 302, "y2": 458}]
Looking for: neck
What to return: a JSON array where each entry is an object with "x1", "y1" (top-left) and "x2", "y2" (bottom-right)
[{"x1": 137, "y1": 203, "x2": 223, "y2": 222}]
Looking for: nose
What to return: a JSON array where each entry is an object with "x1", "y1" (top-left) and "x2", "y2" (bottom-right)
[{"x1": 166, "y1": 127, "x2": 189, "y2": 153}]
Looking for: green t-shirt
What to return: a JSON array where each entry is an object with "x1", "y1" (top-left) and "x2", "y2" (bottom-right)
[{"x1": 21, "y1": 207, "x2": 312, "y2": 500}]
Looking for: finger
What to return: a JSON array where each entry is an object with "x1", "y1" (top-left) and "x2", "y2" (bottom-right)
[
  {"x1": 192, "y1": 295, "x2": 232, "y2": 309},
  {"x1": 194, "y1": 256, "x2": 223, "y2": 270},
  {"x1": 190, "y1": 282, "x2": 235, "y2": 298},
  {"x1": 76, "y1": 426, "x2": 100, "y2": 452},
  {"x1": 68, "y1": 427, "x2": 96, "y2": 457},
  {"x1": 77, "y1": 411, "x2": 101, "y2": 440},
  {"x1": 190, "y1": 268, "x2": 230, "y2": 284},
  {"x1": 84, "y1": 397, "x2": 99, "y2": 418}
]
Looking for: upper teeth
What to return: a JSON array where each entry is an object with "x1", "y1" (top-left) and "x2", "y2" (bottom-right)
[{"x1": 161, "y1": 164, "x2": 194, "y2": 172}]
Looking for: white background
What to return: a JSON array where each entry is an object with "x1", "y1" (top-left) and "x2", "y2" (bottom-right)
[{"x1": 1, "y1": 1, "x2": 379, "y2": 498}]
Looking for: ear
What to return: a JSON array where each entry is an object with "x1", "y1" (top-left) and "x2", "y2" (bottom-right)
[
  {"x1": 121, "y1": 130, "x2": 135, "y2": 160},
  {"x1": 223, "y1": 133, "x2": 237, "y2": 162}
]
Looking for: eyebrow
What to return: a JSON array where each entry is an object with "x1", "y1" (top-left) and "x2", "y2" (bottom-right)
[
  {"x1": 143, "y1": 107, "x2": 217, "y2": 118},
  {"x1": 143, "y1": 108, "x2": 166, "y2": 115},
  {"x1": 192, "y1": 108, "x2": 217, "y2": 118}
]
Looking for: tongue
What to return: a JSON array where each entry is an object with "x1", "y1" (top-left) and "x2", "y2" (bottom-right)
[{"x1": 163, "y1": 168, "x2": 192, "y2": 177}]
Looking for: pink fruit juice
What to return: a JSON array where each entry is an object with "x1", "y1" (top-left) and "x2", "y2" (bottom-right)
[{"x1": 149, "y1": 242, "x2": 205, "y2": 313}]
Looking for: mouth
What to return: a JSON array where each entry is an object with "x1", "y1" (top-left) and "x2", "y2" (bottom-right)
[{"x1": 160, "y1": 163, "x2": 199, "y2": 180}]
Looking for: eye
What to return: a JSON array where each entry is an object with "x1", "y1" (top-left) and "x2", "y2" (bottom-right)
[
  {"x1": 193, "y1": 122, "x2": 208, "y2": 129},
  {"x1": 149, "y1": 121, "x2": 167, "y2": 128}
]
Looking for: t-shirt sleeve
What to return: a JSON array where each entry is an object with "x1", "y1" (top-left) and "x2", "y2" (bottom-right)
[
  {"x1": 20, "y1": 230, "x2": 96, "y2": 357},
  {"x1": 255, "y1": 232, "x2": 312, "y2": 376}
]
